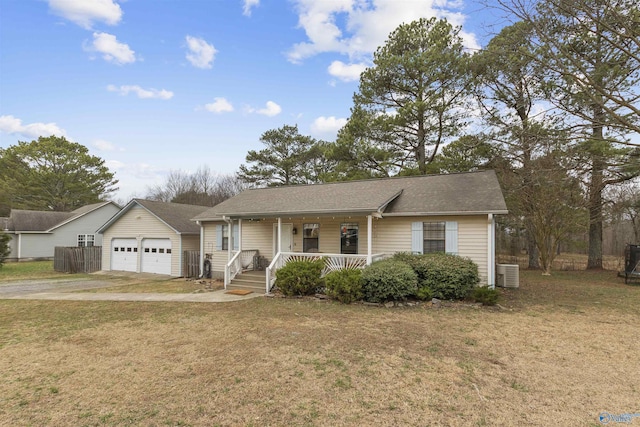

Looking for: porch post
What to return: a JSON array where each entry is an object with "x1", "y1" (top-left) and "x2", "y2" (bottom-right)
[
  {"x1": 367, "y1": 215, "x2": 373, "y2": 264},
  {"x1": 277, "y1": 217, "x2": 282, "y2": 253},
  {"x1": 228, "y1": 219, "x2": 233, "y2": 262},
  {"x1": 238, "y1": 218, "x2": 242, "y2": 251},
  {"x1": 197, "y1": 221, "x2": 204, "y2": 277}
]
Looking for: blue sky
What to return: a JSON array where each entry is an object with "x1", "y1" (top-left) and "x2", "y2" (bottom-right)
[{"x1": 0, "y1": 0, "x2": 502, "y2": 200}]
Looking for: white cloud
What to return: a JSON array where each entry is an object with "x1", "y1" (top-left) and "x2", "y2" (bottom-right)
[
  {"x1": 204, "y1": 97, "x2": 234, "y2": 113},
  {"x1": 0, "y1": 115, "x2": 67, "y2": 138},
  {"x1": 243, "y1": 0, "x2": 260, "y2": 16},
  {"x1": 287, "y1": 0, "x2": 479, "y2": 63},
  {"x1": 327, "y1": 60, "x2": 367, "y2": 82},
  {"x1": 311, "y1": 116, "x2": 347, "y2": 137},
  {"x1": 185, "y1": 36, "x2": 217, "y2": 69},
  {"x1": 86, "y1": 32, "x2": 136, "y2": 65},
  {"x1": 107, "y1": 84, "x2": 174, "y2": 100},
  {"x1": 92, "y1": 139, "x2": 124, "y2": 152},
  {"x1": 256, "y1": 101, "x2": 282, "y2": 117},
  {"x1": 48, "y1": 0, "x2": 122, "y2": 29}
]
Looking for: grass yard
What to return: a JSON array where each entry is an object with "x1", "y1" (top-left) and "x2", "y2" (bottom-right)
[
  {"x1": 0, "y1": 261, "x2": 66, "y2": 282},
  {"x1": 0, "y1": 270, "x2": 638, "y2": 426}
]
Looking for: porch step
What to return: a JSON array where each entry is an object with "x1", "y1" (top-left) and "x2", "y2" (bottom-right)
[{"x1": 228, "y1": 270, "x2": 267, "y2": 293}]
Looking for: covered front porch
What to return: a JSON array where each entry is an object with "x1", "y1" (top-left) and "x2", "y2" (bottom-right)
[{"x1": 219, "y1": 215, "x2": 387, "y2": 294}]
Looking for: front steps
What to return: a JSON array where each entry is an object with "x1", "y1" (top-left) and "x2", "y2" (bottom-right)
[{"x1": 228, "y1": 270, "x2": 266, "y2": 293}]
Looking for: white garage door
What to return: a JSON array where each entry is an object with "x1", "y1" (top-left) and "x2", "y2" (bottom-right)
[
  {"x1": 111, "y1": 238, "x2": 138, "y2": 272},
  {"x1": 141, "y1": 239, "x2": 172, "y2": 275}
]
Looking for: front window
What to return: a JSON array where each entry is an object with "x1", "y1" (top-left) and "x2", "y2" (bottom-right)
[
  {"x1": 340, "y1": 223, "x2": 358, "y2": 254},
  {"x1": 222, "y1": 225, "x2": 229, "y2": 250},
  {"x1": 303, "y1": 223, "x2": 319, "y2": 252},
  {"x1": 423, "y1": 222, "x2": 445, "y2": 253},
  {"x1": 78, "y1": 234, "x2": 95, "y2": 247}
]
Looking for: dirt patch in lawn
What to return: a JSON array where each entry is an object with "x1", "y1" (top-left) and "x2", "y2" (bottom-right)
[{"x1": 0, "y1": 270, "x2": 638, "y2": 426}]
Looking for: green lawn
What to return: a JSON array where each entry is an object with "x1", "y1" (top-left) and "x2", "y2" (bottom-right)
[
  {"x1": 0, "y1": 269, "x2": 637, "y2": 426},
  {"x1": 0, "y1": 261, "x2": 66, "y2": 282}
]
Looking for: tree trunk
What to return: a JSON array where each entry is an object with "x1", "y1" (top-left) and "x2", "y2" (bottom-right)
[
  {"x1": 527, "y1": 232, "x2": 540, "y2": 269},
  {"x1": 587, "y1": 115, "x2": 605, "y2": 270}
]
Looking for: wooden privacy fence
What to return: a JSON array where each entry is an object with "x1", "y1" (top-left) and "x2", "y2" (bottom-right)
[
  {"x1": 183, "y1": 250, "x2": 200, "y2": 278},
  {"x1": 54, "y1": 246, "x2": 102, "y2": 274}
]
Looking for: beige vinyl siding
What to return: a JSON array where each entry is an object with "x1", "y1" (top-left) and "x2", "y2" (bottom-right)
[
  {"x1": 202, "y1": 214, "x2": 490, "y2": 284},
  {"x1": 181, "y1": 235, "x2": 200, "y2": 252},
  {"x1": 457, "y1": 217, "x2": 489, "y2": 285},
  {"x1": 242, "y1": 220, "x2": 277, "y2": 259},
  {"x1": 201, "y1": 221, "x2": 226, "y2": 279},
  {"x1": 102, "y1": 205, "x2": 181, "y2": 276},
  {"x1": 372, "y1": 215, "x2": 489, "y2": 285}
]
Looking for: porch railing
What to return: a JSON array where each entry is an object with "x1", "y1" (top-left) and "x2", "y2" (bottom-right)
[
  {"x1": 265, "y1": 252, "x2": 387, "y2": 294},
  {"x1": 224, "y1": 249, "x2": 259, "y2": 288}
]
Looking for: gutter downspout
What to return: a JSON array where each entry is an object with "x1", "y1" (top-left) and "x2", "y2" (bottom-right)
[
  {"x1": 197, "y1": 221, "x2": 204, "y2": 278},
  {"x1": 367, "y1": 215, "x2": 373, "y2": 265},
  {"x1": 488, "y1": 214, "x2": 495, "y2": 289}
]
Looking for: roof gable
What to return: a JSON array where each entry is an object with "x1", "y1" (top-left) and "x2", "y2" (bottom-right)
[
  {"x1": 193, "y1": 170, "x2": 508, "y2": 220},
  {"x1": 98, "y1": 199, "x2": 210, "y2": 234}
]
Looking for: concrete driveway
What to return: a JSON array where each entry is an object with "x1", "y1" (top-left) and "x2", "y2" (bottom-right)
[{"x1": 0, "y1": 277, "x2": 262, "y2": 302}]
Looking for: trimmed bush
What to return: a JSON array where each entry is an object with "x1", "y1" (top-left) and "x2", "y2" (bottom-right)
[
  {"x1": 361, "y1": 259, "x2": 418, "y2": 303},
  {"x1": 470, "y1": 286, "x2": 499, "y2": 306},
  {"x1": 393, "y1": 252, "x2": 480, "y2": 300},
  {"x1": 0, "y1": 231, "x2": 10, "y2": 269},
  {"x1": 415, "y1": 286, "x2": 433, "y2": 301},
  {"x1": 325, "y1": 268, "x2": 363, "y2": 304},
  {"x1": 275, "y1": 259, "x2": 324, "y2": 296}
]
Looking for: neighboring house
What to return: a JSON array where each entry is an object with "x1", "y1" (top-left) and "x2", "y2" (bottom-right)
[
  {"x1": 192, "y1": 170, "x2": 508, "y2": 293},
  {"x1": 1, "y1": 202, "x2": 121, "y2": 261},
  {"x1": 97, "y1": 199, "x2": 210, "y2": 276}
]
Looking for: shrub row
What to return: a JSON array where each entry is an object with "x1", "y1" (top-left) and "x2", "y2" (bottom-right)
[{"x1": 274, "y1": 253, "x2": 486, "y2": 304}]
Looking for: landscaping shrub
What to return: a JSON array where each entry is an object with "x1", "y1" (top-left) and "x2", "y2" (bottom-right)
[
  {"x1": 393, "y1": 252, "x2": 480, "y2": 300},
  {"x1": 470, "y1": 286, "x2": 499, "y2": 306},
  {"x1": 0, "y1": 231, "x2": 10, "y2": 269},
  {"x1": 419, "y1": 253, "x2": 480, "y2": 300},
  {"x1": 275, "y1": 259, "x2": 324, "y2": 296},
  {"x1": 415, "y1": 286, "x2": 433, "y2": 301},
  {"x1": 324, "y1": 268, "x2": 363, "y2": 304},
  {"x1": 361, "y1": 259, "x2": 418, "y2": 303}
]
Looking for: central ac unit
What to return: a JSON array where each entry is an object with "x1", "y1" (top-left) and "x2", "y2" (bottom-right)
[{"x1": 496, "y1": 264, "x2": 519, "y2": 288}]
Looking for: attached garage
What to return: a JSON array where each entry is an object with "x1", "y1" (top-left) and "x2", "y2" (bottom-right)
[
  {"x1": 98, "y1": 199, "x2": 209, "y2": 277},
  {"x1": 141, "y1": 238, "x2": 172, "y2": 275},
  {"x1": 111, "y1": 238, "x2": 138, "y2": 272}
]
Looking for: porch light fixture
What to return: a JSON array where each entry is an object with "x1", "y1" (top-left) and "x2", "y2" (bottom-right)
[{"x1": 292, "y1": 227, "x2": 297, "y2": 235}]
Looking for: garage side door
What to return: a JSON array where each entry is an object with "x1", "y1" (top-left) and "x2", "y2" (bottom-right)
[
  {"x1": 111, "y1": 238, "x2": 138, "y2": 272},
  {"x1": 141, "y1": 239, "x2": 172, "y2": 275}
]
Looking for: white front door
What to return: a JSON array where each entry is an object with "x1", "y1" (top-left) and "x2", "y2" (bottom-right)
[{"x1": 273, "y1": 223, "x2": 293, "y2": 254}]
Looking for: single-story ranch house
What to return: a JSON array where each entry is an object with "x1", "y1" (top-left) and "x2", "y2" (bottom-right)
[
  {"x1": 1, "y1": 201, "x2": 121, "y2": 261},
  {"x1": 192, "y1": 170, "x2": 508, "y2": 293},
  {"x1": 97, "y1": 199, "x2": 209, "y2": 276}
]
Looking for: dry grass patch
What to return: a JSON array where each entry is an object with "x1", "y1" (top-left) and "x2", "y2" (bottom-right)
[
  {"x1": 0, "y1": 270, "x2": 638, "y2": 426},
  {"x1": 77, "y1": 277, "x2": 223, "y2": 294}
]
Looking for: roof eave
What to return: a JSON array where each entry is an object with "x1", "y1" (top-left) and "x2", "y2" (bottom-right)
[
  {"x1": 194, "y1": 208, "x2": 383, "y2": 221},
  {"x1": 382, "y1": 210, "x2": 509, "y2": 217}
]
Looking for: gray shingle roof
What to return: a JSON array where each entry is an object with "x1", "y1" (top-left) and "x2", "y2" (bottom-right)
[
  {"x1": 9, "y1": 210, "x2": 75, "y2": 232},
  {"x1": 134, "y1": 199, "x2": 210, "y2": 234},
  {"x1": 193, "y1": 170, "x2": 507, "y2": 220}
]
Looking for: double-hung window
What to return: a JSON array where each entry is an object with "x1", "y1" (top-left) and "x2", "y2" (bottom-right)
[
  {"x1": 221, "y1": 225, "x2": 229, "y2": 250},
  {"x1": 423, "y1": 222, "x2": 445, "y2": 253},
  {"x1": 303, "y1": 223, "x2": 319, "y2": 252},
  {"x1": 78, "y1": 234, "x2": 95, "y2": 247}
]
